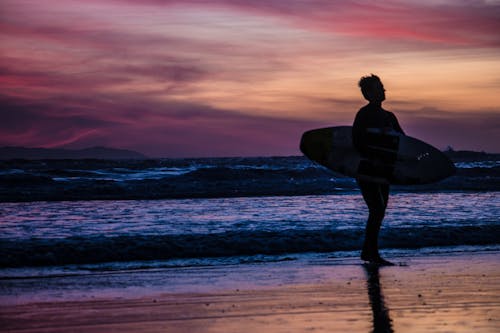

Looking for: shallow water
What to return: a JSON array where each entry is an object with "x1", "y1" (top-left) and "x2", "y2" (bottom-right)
[{"x1": 0, "y1": 192, "x2": 498, "y2": 269}]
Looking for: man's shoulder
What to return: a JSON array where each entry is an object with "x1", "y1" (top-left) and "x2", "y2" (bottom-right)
[
  {"x1": 384, "y1": 109, "x2": 397, "y2": 118},
  {"x1": 356, "y1": 104, "x2": 372, "y2": 117}
]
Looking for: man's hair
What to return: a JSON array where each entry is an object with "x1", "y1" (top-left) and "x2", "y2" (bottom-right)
[{"x1": 358, "y1": 74, "x2": 381, "y2": 98}]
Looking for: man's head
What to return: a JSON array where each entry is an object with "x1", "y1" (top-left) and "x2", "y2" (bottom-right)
[{"x1": 359, "y1": 74, "x2": 385, "y2": 104}]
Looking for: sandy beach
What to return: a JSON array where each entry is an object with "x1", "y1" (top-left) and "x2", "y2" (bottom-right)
[{"x1": 1, "y1": 250, "x2": 498, "y2": 333}]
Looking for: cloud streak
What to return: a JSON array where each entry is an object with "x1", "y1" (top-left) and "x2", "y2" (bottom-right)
[
  {"x1": 2, "y1": 89, "x2": 498, "y2": 156},
  {"x1": 398, "y1": 107, "x2": 500, "y2": 152},
  {"x1": 0, "y1": 93, "x2": 326, "y2": 156},
  {"x1": 115, "y1": 0, "x2": 500, "y2": 47}
]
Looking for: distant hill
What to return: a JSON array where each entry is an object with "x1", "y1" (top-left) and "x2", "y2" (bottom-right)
[
  {"x1": 0, "y1": 146, "x2": 148, "y2": 160},
  {"x1": 444, "y1": 150, "x2": 500, "y2": 162}
]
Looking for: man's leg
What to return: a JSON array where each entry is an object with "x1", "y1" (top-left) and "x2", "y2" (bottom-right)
[
  {"x1": 381, "y1": 183, "x2": 389, "y2": 210},
  {"x1": 358, "y1": 180, "x2": 393, "y2": 265}
]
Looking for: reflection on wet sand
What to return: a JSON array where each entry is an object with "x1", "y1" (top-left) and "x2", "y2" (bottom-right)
[{"x1": 364, "y1": 264, "x2": 394, "y2": 333}]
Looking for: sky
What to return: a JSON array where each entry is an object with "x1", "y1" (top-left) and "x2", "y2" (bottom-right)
[{"x1": 1, "y1": 0, "x2": 499, "y2": 157}]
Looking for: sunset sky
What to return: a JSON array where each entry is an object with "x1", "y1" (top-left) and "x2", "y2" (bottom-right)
[{"x1": 1, "y1": 0, "x2": 499, "y2": 157}]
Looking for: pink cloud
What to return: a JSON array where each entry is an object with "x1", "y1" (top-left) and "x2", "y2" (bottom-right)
[
  {"x1": 9, "y1": 0, "x2": 492, "y2": 52},
  {"x1": 112, "y1": 0, "x2": 500, "y2": 47}
]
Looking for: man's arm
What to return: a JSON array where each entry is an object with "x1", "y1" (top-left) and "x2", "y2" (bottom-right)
[
  {"x1": 352, "y1": 110, "x2": 368, "y2": 154},
  {"x1": 389, "y1": 112, "x2": 405, "y2": 135}
]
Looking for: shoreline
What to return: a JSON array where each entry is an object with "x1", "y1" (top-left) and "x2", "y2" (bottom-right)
[{"x1": 1, "y1": 250, "x2": 499, "y2": 332}]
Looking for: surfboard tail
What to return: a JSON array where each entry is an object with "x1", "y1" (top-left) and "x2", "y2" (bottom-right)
[{"x1": 300, "y1": 128, "x2": 333, "y2": 165}]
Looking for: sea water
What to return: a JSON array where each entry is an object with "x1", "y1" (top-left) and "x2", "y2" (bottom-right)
[{"x1": 0, "y1": 156, "x2": 499, "y2": 304}]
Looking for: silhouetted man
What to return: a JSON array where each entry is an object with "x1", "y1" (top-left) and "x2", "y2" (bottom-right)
[{"x1": 353, "y1": 74, "x2": 404, "y2": 265}]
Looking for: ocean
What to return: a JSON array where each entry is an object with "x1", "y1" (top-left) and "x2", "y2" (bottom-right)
[{"x1": 0, "y1": 154, "x2": 499, "y2": 303}]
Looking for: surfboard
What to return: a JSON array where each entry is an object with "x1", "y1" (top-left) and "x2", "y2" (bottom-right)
[{"x1": 300, "y1": 126, "x2": 456, "y2": 185}]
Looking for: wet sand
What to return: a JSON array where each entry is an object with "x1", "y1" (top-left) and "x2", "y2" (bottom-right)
[{"x1": 1, "y1": 251, "x2": 499, "y2": 332}]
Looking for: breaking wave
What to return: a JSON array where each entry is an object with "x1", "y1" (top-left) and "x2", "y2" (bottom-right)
[{"x1": 1, "y1": 225, "x2": 498, "y2": 268}]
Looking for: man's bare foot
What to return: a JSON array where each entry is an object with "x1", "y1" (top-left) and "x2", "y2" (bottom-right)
[
  {"x1": 370, "y1": 257, "x2": 395, "y2": 266},
  {"x1": 361, "y1": 252, "x2": 395, "y2": 266}
]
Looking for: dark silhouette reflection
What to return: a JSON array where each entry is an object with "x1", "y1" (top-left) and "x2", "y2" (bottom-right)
[{"x1": 364, "y1": 264, "x2": 394, "y2": 333}]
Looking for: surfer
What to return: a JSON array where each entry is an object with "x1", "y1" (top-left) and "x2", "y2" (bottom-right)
[{"x1": 353, "y1": 74, "x2": 405, "y2": 265}]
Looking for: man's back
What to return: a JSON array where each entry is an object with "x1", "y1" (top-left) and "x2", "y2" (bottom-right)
[{"x1": 352, "y1": 103, "x2": 404, "y2": 155}]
